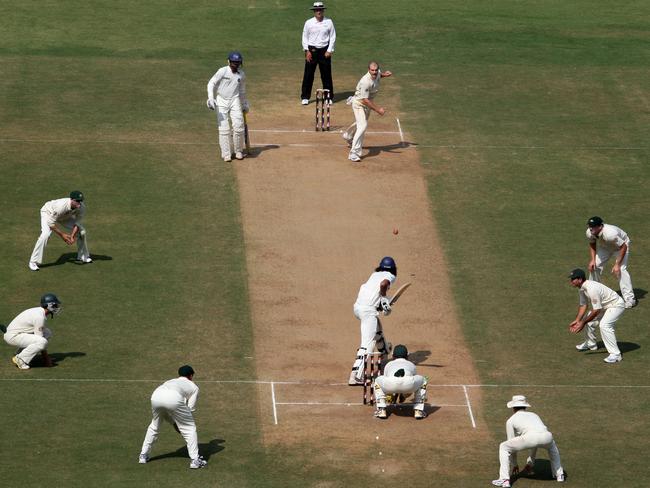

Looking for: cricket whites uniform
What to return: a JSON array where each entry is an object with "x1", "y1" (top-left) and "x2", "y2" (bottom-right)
[
  {"x1": 586, "y1": 223, "x2": 636, "y2": 307},
  {"x1": 347, "y1": 70, "x2": 382, "y2": 159},
  {"x1": 140, "y1": 376, "x2": 201, "y2": 461},
  {"x1": 374, "y1": 358, "x2": 427, "y2": 412},
  {"x1": 207, "y1": 66, "x2": 248, "y2": 160},
  {"x1": 578, "y1": 280, "x2": 625, "y2": 356},
  {"x1": 349, "y1": 270, "x2": 395, "y2": 382},
  {"x1": 29, "y1": 198, "x2": 89, "y2": 266},
  {"x1": 3, "y1": 307, "x2": 52, "y2": 365},
  {"x1": 498, "y1": 411, "x2": 564, "y2": 481}
]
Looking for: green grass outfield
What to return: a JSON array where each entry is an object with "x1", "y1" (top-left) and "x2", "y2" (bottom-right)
[{"x1": 1, "y1": 1, "x2": 649, "y2": 486}]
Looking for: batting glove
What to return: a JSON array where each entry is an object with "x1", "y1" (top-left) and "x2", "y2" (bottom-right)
[
  {"x1": 379, "y1": 297, "x2": 392, "y2": 315},
  {"x1": 242, "y1": 100, "x2": 250, "y2": 113},
  {"x1": 206, "y1": 99, "x2": 216, "y2": 110}
]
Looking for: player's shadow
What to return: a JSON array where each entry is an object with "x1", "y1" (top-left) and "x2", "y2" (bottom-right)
[
  {"x1": 332, "y1": 90, "x2": 354, "y2": 104},
  {"x1": 515, "y1": 459, "x2": 567, "y2": 482},
  {"x1": 40, "y1": 253, "x2": 113, "y2": 268},
  {"x1": 0, "y1": 324, "x2": 5, "y2": 333},
  {"x1": 148, "y1": 438, "x2": 225, "y2": 462},
  {"x1": 30, "y1": 351, "x2": 86, "y2": 368},
  {"x1": 409, "y1": 350, "x2": 444, "y2": 368},
  {"x1": 245, "y1": 144, "x2": 279, "y2": 159},
  {"x1": 633, "y1": 288, "x2": 647, "y2": 303},
  {"x1": 584, "y1": 341, "x2": 640, "y2": 355},
  {"x1": 364, "y1": 141, "x2": 417, "y2": 158},
  {"x1": 388, "y1": 404, "x2": 440, "y2": 419}
]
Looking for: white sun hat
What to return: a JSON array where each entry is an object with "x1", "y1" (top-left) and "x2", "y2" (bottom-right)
[{"x1": 506, "y1": 395, "x2": 531, "y2": 408}]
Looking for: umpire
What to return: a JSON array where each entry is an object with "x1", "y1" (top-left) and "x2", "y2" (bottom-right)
[{"x1": 300, "y1": 2, "x2": 336, "y2": 105}]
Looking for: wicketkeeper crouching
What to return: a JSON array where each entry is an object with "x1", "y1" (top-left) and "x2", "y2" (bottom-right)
[{"x1": 373, "y1": 344, "x2": 427, "y2": 420}]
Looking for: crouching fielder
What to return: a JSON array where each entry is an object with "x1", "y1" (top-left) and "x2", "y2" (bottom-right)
[
  {"x1": 206, "y1": 51, "x2": 250, "y2": 162},
  {"x1": 373, "y1": 344, "x2": 427, "y2": 419},
  {"x1": 348, "y1": 256, "x2": 396, "y2": 385},
  {"x1": 139, "y1": 365, "x2": 207, "y2": 469},
  {"x1": 4, "y1": 293, "x2": 61, "y2": 369},
  {"x1": 492, "y1": 395, "x2": 565, "y2": 487}
]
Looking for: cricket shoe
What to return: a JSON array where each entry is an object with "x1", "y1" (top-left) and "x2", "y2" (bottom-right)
[
  {"x1": 348, "y1": 154, "x2": 361, "y2": 163},
  {"x1": 190, "y1": 456, "x2": 207, "y2": 469},
  {"x1": 28, "y1": 262, "x2": 40, "y2": 271},
  {"x1": 575, "y1": 341, "x2": 597, "y2": 351},
  {"x1": 12, "y1": 356, "x2": 30, "y2": 370},
  {"x1": 491, "y1": 479, "x2": 510, "y2": 487},
  {"x1": 342, "y1": 132, "x2": 352, "y2": 146},
  {"x1": 556, "y1": 472, "x2": 566, "y2": 482},
  {"x1": 604, "y1": 353, "x2": 622, "y2": 363},
  {"x1": 625, "y1": 299, "x2": 638, "y2": 309},
  {"x1": 374, "y1": 407, "x2": 388, "y2": 419},
  {"x1": 138, "y1": 453, "x2": 149, "y2": 464},
  {"x1": 301, "y1": 99, "x2": 309, "y2": 105},
  {"x1": 414, "y1": 409, "x2": 427, "y2": 420},
  {"x1": 77, "y1": 256, "x2": 92, "y2": 264},
  {"x1": 223, "y1": 155, "x2": 232, "y2": 162},
  {"x1": 235, "y1": 151, "x2": 245, "y2": 160}
]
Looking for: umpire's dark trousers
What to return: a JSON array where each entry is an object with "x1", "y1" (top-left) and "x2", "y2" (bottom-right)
[{"x1": 300, "y1": 46, "x2": 334, "y2": 100}]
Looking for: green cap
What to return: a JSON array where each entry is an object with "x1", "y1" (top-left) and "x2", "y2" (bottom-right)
[
  {"x1": 178, "y1": 365, "x2": 195, "y2": 377},
  {"x1": 70, "y1": 190, "x2": 84, "y2": 202}
]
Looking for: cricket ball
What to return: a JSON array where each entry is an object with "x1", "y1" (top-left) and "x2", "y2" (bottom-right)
[{"x1": 392, "y1": 228, "x2": 399, "y2": 235}]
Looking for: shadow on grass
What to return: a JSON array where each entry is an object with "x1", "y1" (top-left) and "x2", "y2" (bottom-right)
[
  {"x1": 633, "y1": 288, "x2": 647, "y2": 302},
  {"x1": 149, "y1": 438, "x2": 225, "y2": 462},
  {"x1": 30, "y1": 351, "x2": 86, "y2": 368},
  {"x1": 515, "y1": 459, "x2": 567, "y2": 482},
  {"x1": 585, "y1": 341, "x2": 640, "y2": 355},
  {"x1": 0, "y1": 324, "x2": 5, "y2": 333},
  {"x1": 40, "y1": 253, "x2": 113, "y2": 269},
  {"x1": 246, "y1": 144, "x2": 279, "y2": 159},
  {"x1": 384, "y1": 404, "x2": 440, "y2": 419}
]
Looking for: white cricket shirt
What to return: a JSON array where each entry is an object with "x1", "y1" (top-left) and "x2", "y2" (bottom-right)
[
  {"x1": 5, "y1": 307, "x2": 47, "y2": 336},
  {"x1": 384, "y1": 358, "x2": 417, "y2": 377},
  {"x1": 352, "y1": 71, "x2": 381, "y2": 107},
  {"x1": 354, "y1": 271, "x2": 396, "y2": 309},
  {"x1": 41, "y1": 198, "x2": 85, "y2": 226},
  {"x1": 157, "y1": 376, "x2": 200, "y2": 411},
  {"x1": 302, "y1": 17, "x2": 336, "y2": 51},
  {"x1": 586, "y1": 223, "x2": 630, "y2": 252},
  {"x1": 207, "y1": 66, "x2": 247, "y2": 101},
  {"x1": 506, "y1": 410, "x2": 549, "y2": 439},
  {"x1": 579, "y1": 280, "x2": 625, "y2": 310}
]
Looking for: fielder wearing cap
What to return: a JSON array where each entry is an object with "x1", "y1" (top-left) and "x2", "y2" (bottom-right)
[
  {"x1": 372, "y1": 344, "x2": 428, "y2": 420},
  {"x1": 568, "y1": 267, "x2": 626, "y2": 363},
  {"x1": 300, "y1": 1, "x2": 336, "y2": 105},
  {"x1": 3, "y1": 293, "x2": 62, "y2": 369},
  {"x1": 206, "y1": 51, "x2": 250, "y2": 162},
  {"x1": 348, "y1": 256, "x2": 397, "y2": 385},
  {"x1": 139, "y1": 365, "x2": 207, "y2": 469},
  {"x1": 585, "y1": 216, "x2": 637, "y2": 308},
  {"x1": 491, "y1": 396, "x2": 565, "y2": 487},
  {"x1": 28, "y1": 192, "x2": 91, "y2": 271}
]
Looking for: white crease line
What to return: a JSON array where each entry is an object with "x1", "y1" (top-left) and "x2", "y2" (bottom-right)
[
  {"x1": 276, "y1": 402, "x2": 466, "y2": 407},
  {"x1": 396, "y1": 117, "x2": 404, "y2": 144},
  {"x1": 463, "y1": 385, "x2": 477, "y2": 429},
  {"x1": 418, "y1": 144, "x2": 646, "y2": 150},
  {"x1": 271, "y1": 381, "x2": 278, "y2": 426},
  {"x1": 251, "y1": 129, "x2": 400, "y2": 134}
]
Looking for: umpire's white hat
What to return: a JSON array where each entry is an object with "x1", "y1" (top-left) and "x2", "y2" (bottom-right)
[{"x1": 310, "y1": 2, "x2": 326, "y2": 9}]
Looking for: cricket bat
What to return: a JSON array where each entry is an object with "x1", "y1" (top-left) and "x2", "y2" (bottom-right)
[
  {"x1": 389, "y1": 282, "x2": 411, "y2": 306},
  {"x1": 244, "y1": 112, "x2": 251, "y2": 153}
]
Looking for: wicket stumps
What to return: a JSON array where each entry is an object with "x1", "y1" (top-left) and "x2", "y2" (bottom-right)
[
  {"x1": 315, "y1": 88, "x2": 331, "y2": 131},
  {"x1": 362, "y1": 352, "x2": 382, "y2": 405}
]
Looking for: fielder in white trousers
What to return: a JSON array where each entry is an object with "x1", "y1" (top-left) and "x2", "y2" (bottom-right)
[
  {"x1": 140, "y1": 368, "x2": 205, "y2": 468},
  {"x1": 493, "y1": 395, "x2": 565, "y2": 486},
  {"x1": 30, "y1": 212, "x2": 89, "y2": 265}
]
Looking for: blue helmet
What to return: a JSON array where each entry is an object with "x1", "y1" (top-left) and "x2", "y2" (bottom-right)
[
  {"x1": 228, "y1": 51, "x2": 243, "y2": 63},
  {"x1": 376, "y1": 256, "x2": 397, "y2": 276}
]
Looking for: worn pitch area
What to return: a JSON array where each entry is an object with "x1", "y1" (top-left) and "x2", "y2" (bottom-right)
[{"x1": 235, "y1": 95, "x2": 487, "y2": 472}]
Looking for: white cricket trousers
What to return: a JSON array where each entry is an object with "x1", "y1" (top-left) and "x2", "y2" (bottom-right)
[
  {"x1": 140, "y1": 386, "x2": 199, "y2": 460},
  {"x1": 30, "y1": 211, "x2": 89, "y2": 264},
  {"x1": 584, "y1": 306, "x2": 625, "y2": 355},
  {"x1": 216, "y1": 95, "x2": 245, "y2": 159},
  {"x1": 348, "y1": 103, "x2": 371, "y2": 159},
  {"x1": 589, "y1": 246, "x2": 635, "y2": 305},
  {"x1": 4, "y1": 328, "x2": 52, "y2": 365},
  {"x1": 498, "y1": 431, "x2": 564, "y2": 480},
  {"x1": 374, "y1": 375, "x2": 427, "y2": 411},
  {"x1": 350, "y1": 304, "x2": 388, "y2": 380}
]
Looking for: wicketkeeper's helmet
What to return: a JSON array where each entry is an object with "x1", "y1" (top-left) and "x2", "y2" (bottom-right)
[
  {"x1": 393, "y1": 344, "x2": 408, "y2": 359},
  {"x1": 376, "y1": 256, "x2": 397, "y2": 276},
  {"x1": 40, "y1": 293, "x2": 62, "y2": 315},
  {"x1": 228, "y1": 51, "x2": 243, "y2": 64}
]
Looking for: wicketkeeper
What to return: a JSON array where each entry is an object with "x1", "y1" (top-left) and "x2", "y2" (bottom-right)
[{"x1": 373, "y1": 344, "x2": 427, "y2": 419}]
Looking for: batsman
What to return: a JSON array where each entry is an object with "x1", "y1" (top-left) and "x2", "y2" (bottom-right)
[{"x1": 348, "y1": 256, "x2": 398, "y2": 385}]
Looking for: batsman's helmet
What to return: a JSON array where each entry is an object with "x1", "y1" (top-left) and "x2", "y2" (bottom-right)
[
  {"x1": 228, "y1": 51, "x2": 243, "y2": 64},
  {"x1": 393, "y1": 344, "x2": 408, "y2": 359},
  {"x1": 376, "y1": 256, "x2": 397, "y2": 276},
  {"x1": 40, "y1": 293, "x2": 62, "y2": 315}
]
